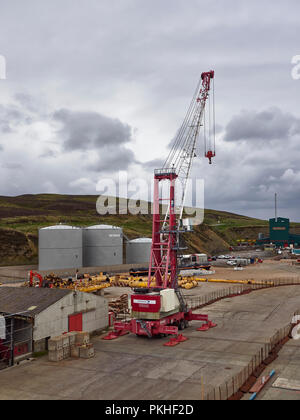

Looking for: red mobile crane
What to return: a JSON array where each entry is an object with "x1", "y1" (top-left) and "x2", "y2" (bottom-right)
[{"x1": 107, "y1": 71, "x2": 216, "y2": 339}]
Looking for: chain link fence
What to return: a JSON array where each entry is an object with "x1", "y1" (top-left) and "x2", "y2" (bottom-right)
[{"x1": 0, "y1": 314, "x2": 33, "y2": 370}]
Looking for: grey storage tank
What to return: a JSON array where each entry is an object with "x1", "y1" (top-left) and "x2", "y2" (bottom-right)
[
  {"x1": 126, "y1": 238, "x2": 152, "y2": 264},
  {"x1": 83, "y1": 225, "x2": 123, "y2": 267},
  {"x1": 39, "y1": 225, "x2": 82, "y2": 271}
]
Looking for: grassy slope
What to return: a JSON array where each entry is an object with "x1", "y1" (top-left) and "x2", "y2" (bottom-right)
[{"x1": 0, "y1": 194, "x2": 299, "y2": 266}]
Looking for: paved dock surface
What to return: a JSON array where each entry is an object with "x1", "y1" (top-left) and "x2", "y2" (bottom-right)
[
  {"x1": 250, "y1": 333, "x2": 300, "y2": 400},
  {"x1": 0, "y1": 285, "x2": 300, "y2": 400}
]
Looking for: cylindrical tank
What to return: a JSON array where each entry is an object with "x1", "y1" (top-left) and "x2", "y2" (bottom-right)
[
  {"x1": 126, "y1": 238, "x2": 152, "y2": 264},
  {"x1": 83, "y1": 225, "x2": 123, "y2": 267},
  {"x1": 38, "y1": 225, "x2": 82, "y2": 271}
]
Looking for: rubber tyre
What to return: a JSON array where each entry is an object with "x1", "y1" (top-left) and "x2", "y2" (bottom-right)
[{"x1": 178, "y1": 320, "x2": 185, "y2": 330}]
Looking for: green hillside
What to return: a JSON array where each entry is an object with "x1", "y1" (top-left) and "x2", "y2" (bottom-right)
[{"x1": 0, "y1": 193, "x2": 296, "y2": 266}]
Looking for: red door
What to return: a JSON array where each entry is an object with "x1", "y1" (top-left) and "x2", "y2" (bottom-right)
[{"x1": 68, "y1": 313, "x2": 82, "y2": 332}]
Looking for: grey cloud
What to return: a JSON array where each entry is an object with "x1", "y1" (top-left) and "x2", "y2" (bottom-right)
[
  {"x1": 0, "y1": 144, "x2": 3, "y2": 151},
  {"x1": 54, "y1": 109, "x2": 133, "y2": 151},
  {"x1": 224, "y1": 108, "x2": 300, "y2": 142},
  {"x1": 2, "y1": 162, "x2": 23, "y2": 170},
  {"x1": 0, "y1": 1, "x2": 300, "y2": 221},
  {"x1": 39, "y1": 150, "x2": 57, "y2": 159},
  {"x1": 0, "y1": 104, "x2": 33, "y2": 133},
  {"x1": 87, "y1": 147, "x2": 136, "y2": 173},
  {"x1": 201, "y1": 134, "x2": 300, "y2": 221},
  {"x1": 189, "y1": 104, "x2": 300, "y2": 221},
  {"x1": 14, "y1": 93, "x2": 39, "y2": 113},
  {"x1": 52, "y1": 108, "x2": 137, "y2": 172},
  {"x1": 143, "y1": 158, "x2": 165, "y2": 169}
]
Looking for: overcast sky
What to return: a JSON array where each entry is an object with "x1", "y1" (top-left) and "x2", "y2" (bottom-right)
[{"x1": 0, "y1": 0, "x2": 300, "y2": 220}]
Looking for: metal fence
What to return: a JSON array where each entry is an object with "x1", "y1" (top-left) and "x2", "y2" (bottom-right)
[
  {"x1": 203, "y1": 322, "x2": 293, "y2": 400},
  {"x1": 0, "y1": 314, "x2": 33, "y2": 370},
  {"x1": 185, "y1": 277, "x2": 300, "y2": 311}
]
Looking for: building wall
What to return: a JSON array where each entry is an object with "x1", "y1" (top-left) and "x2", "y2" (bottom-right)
[
  {"x1": 33, "y1": 292, "x2": 108, "y2": 343},
  {"x1": 269, "y1": 217, "x2": 290, "y2": 243}
]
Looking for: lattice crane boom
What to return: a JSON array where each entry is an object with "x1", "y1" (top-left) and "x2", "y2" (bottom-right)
[
  {"x1": 148, "y1": 70, "x2": 215, "y2": 290},
  {"x1": 163, "y1": 70, "x2": 215, "y2": 221}
]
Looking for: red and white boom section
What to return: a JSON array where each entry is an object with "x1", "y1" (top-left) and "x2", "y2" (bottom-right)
[{"x1": 148, "y1": 70, "x2": 215, "y2": 290}]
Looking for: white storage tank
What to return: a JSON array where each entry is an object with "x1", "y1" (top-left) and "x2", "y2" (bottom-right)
[
  {"x1": 83, "y1": 225, "x2": 123, "y2": 267},
  {"x1": 39, "y1": 225, "x2": 82, "y2": 271},
  {"x1": 126, "y1": 238, "x2": 152, "y2": 264}
]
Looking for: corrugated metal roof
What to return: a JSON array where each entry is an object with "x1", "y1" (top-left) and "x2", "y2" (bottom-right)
[{"x1": 0, "y1": 287, "x2": 71, "y2": 317}]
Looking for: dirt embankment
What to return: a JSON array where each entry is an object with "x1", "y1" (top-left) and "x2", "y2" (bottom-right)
[
  {"x1": 215, "y1": 226, "x2": 269, "y2": 244},
  {"x1": 0, "y1": 229, "x2": 38, "y2": 266},
  {"x1": 183, "y1": 224, "x2": 230, "y2": 255}
]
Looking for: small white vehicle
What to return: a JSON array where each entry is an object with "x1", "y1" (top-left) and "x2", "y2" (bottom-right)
[{"x1": 227, "y1": 260, "x2": 237, "y2": 266}]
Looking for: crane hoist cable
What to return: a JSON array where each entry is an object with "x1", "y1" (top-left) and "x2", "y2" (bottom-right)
[{"x1": 161, "y1": 71, "x2": 215, "y2": 224}]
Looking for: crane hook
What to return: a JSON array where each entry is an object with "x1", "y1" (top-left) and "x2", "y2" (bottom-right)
[{"x1": 205, "y1": 150, "x2": 215, "y2": 164}]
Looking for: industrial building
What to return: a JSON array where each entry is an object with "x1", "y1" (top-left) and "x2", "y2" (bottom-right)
[
  {"x1": 126, "y1": 238, "x2": 152, "y2": 264},
  {"x1": 0, "y1": 287, "x2": 108, "y2": 365},
  {"x1": 256, "y1": 217, "x2": 300, "y2": 248},
  {"x1": 39, "y1": 225, "x2": 83, "y2": 271},
  {"x1": 83, "y1": 225, "x2": 123, "y2": 267}
]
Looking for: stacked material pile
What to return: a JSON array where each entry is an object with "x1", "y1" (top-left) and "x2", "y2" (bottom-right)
[
  {"x1": 108, "y1": 294, "x2": 129, "y2": 316},
  {"x1": 25, "y1": 272, "x2": 111, "y2": 293},
  {"x1": 178, "y1": 278, "x2": 198, "y2": 289},
  {"x1": 110, "y1": 275, "x2": 131, "y2": 287},
  {"x1": 48, "y1": 331, "x2": 94, "y2": 362}
]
